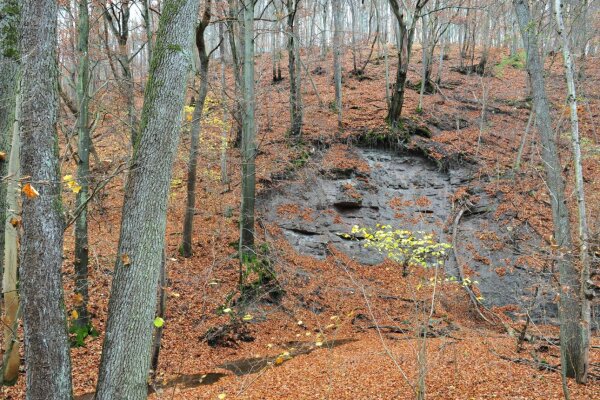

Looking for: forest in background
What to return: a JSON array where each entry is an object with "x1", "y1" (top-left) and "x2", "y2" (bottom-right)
[{"x1": 0, "y1": 0, "x2": 599, "y2": 398}]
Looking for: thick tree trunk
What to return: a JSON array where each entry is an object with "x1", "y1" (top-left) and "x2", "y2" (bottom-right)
[
  {"x1": 554, "y1": 0, "x2": 590, "y2": 384},
  {"x1": 19, "y1": 0, "x2": 73, "y2": 398},
  {"x1": 181, "y1": 0, "x2": 212, "y2": 258},
  {"x1": 74, "y1": 0, "x2": 91, "y2": 331},
  {"x1": 239, "y1": 0, "x2": 256, "y2": 258},
  {"x1": 513, "y1": 0, "x2": 586, "y2": 384},
  {"x1": 95, "y1": 1, "x2": 201, "y2": 398}
]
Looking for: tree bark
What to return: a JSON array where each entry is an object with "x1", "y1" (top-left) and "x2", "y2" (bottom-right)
[
  {"x1": 513, "y1": 0, "x2": 586, "y2": 384},
  {"x1": 220, "y1": 22, "x2": 229, "y2": 184},
  {"x1": 74, "y1": 0, "x2": 91, "y2": 331},
  {"x1": 95, "y1": 1, "x2": 201, "y2": 398},
  {"x1": 0, "y1": 0, "x2": 19, "y2": 303},
  {"x1": 554, "y1": 0, "x2": 590, "y2": 383},
  {"x1": 142, "y1": 0, "x2": 153, "y2": 68},
  {"x1": 332, "y1": 0, "x2": 343, "y2": 129},
  {"x1": 19, "y1": 0, "x2": 73, "y2": 398},
  {"x1": 1, "y1": 85, "x2": 20, "y2": 386},
  {"x1": 386, "y1": 0, "x2": 427, "y2": 127},
  {"x1": 239, "y1": 0, "x2": 256, "y2": 259},
  {"x1": 227, "y1": 0, "x2": 244, "y2": 147},
  {"x1": 320, "y1": 0, "x2": 328, "y2": 60},
  {"x1": 287, "y1": 0, "x2": 303, "y2": 138},
  {"x1": 181, "y1": 0, "x2": 212, "y2": 258}
]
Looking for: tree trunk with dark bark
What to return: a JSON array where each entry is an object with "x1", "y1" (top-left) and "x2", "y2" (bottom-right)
[
  {"x1": 287, "y1": 0, "x2": 303, "y2": 139},
  {"x1": 181, "y1": 0, "x2": 212, "y2": 258},
  {"x1": 74, "y1": 0, "x2": 91, "y2": 332},
  {"x1": 19, "y1": 0, "x2": 73, "y2": 397},
  {"x1": 513, "y1": 0, "x2": 587, "y2": 384},
  {"x1": 386, "y1": 0, "x2": 425, "y2": 127}
]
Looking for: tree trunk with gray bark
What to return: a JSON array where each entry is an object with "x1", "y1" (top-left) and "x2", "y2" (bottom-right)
[
  {"x1": 554, "y1": 0, "x2": 590, "y2": 384},
  {"x1": 513, "y1": 0, "x2": 586, "y2": 384},
  {"x1": 95, "y1": 1, "x2": 201, "y2": 398},
  {"x1": 239, "y1": 0, "x2": 256, "y2": 259},
  {"x1": 19, "y1": 0, "x2": 73, "y2": 397}
]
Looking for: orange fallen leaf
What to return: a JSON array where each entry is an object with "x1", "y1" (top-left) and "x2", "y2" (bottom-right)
[{"x1": 22, "y1": 183, "x2": 39, "y2": 199}]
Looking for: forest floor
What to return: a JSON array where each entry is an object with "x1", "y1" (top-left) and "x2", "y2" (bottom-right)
[{"x1": 3, "y1": 44, "x2": 600, "y2": 399}]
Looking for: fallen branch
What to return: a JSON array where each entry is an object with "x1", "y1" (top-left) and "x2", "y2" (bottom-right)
[{"x1": 451, "y1": 204, "x2": 495, "y2": 324}]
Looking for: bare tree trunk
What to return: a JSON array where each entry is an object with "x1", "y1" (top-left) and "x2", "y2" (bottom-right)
[
  {"x1": 1, "y1": 85, "x2": 20, "y2": 386},
  {"x1": 332, "y1": 0, "x2": 343, "y2": 129},
  {"x1": 435, "y1": 33, "x2": 445, "y2": 84},
  {"x1": 349, "y1": 0, "x2": 358, "y2": 72},
  {"x1": 513, "y1": 109, "x2": 534, "y2": 172},
  {"x1": 103, "y1": 1, "x2": 138, "y2": 145},
  {"x1": 182, "y1": 0, "x2": 212, "y2": 258},
  {"x1": 74, "y1": 0, "x2": 91, "y2": 332},
  {"x1": 476, "y1": 6, "x2": 491, "y2": 75},
  {"x1": 227, "y1": 0, "x2": 243, "y2": 147},
  {"x1": 142, "y1": 0, "x2": 153, "y2": 68},
  {"x1": 239, "y1": 0, "x2": 256, "y2": 259},
  {"x1": 417, "y1": 13, "x2": 429, "y2": 112},
  {"x1": 554, "y1": 0, "x2": 590, "y2": 384},
  {"x1": 320, "y1": 0, "x2": 328, "y2": 60},
  {"x1": 220, "y1": 23, "x2": 229, "y2": 184},
  {"x1": 287, "y1": 0, "x2": 303, "y2": 139},
  {"x1": 271, "y1": 6, "x2": 281, "y2": 82},
  {"x1": 95, "y1": 1, "x2": 201, "y2": 398},
  {"x1": 387, "y1": 0, "x2": 424, "y2": 127},
  {"x1": 19, "y1": 0, "x2": 73, "y2": 397},
  {"x1": 513, "y1": 0, "x2": 586, "y2": 385},
  {"x1": 0, "y1": 1, "x2": 19, "y2": 304}
]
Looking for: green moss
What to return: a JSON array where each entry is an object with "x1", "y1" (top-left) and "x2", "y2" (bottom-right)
[
  {"x1": 167, "y1": 43, "x2": 183, "y2": 53},
  {"x1": 0, "y1": 0, "x2": 20, "y2": 59},
  {"x1": 494, "y1": 51, "x2": 526, "y2": 77}
]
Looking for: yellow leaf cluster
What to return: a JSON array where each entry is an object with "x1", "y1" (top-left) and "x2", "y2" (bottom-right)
[
  {"x1": 350, "y1": 224, "x2": 451, "y2": 269},
  {"x1": 63, "y1": 175, "x2": 82, "y2": 194}
]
